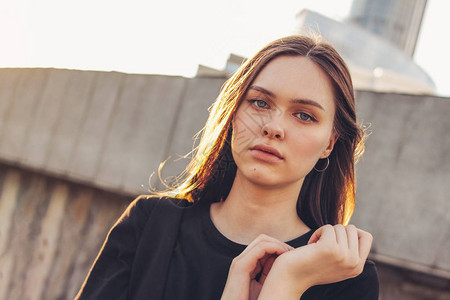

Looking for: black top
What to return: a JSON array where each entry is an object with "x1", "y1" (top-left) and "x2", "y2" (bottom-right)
[{"x1": 76, "y1": 196, "x2": 379, "y2": 300}]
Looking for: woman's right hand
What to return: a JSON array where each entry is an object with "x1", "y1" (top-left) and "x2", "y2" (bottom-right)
[
  {"x1": 220, "y1": 234, "x2": 293, "y2": 300},
  {"x1": 259, "y1": 224, "x2": 373, "y2": 299}
]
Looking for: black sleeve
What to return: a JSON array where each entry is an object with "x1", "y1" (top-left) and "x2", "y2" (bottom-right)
[
  {"x1": 321, "y1": 260, "x2": 380, "y2": 299},
  {"x1": 75, "y1": 196, "x2": 159, "y2": 300}
]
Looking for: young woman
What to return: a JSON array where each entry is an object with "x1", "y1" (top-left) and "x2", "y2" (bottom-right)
[{"x1": 76, "y1": 35, "x2": 379, "y2": 300}]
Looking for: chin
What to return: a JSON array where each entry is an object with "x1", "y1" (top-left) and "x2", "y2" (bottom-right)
[{"x1": 238, "y1": 166, "x2": 288, "y2": 188}]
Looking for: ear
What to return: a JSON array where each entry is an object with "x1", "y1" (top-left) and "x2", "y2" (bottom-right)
[{"x1": 321, "y1": 131, "x2": 338, "y2": 158}]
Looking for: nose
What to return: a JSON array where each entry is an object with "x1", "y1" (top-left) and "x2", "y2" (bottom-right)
[{"x1": 261, "y1": 120, "x2": 285, "y2": 140}]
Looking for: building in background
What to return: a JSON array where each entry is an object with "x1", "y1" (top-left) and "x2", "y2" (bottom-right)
[
  {"x1": 197, "y1": 54, "x2": 246, "y2": 78},
  {"x1": 295, "y1": 8, "x2": 434, "y2": 94},
  {"x1": 200, "y1": 0, "x2": 435, "y2": 95},
  {"x1": 348, "y1": 0, "x2": 427, "y2": 57}
]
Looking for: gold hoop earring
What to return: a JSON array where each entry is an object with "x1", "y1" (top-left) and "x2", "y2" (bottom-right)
[{"x1": 314, "y1": 157, "x2": 329, "y2": 172}]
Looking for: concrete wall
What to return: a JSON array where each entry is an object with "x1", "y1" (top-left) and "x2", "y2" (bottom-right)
[
  {"x1": 0, "y1": 68, "x2": 224, "y2": 195},
  {"x1": 0, "y1": 164, "x2": 131, "y2": 300},
  {"x1": 353, "y1": 90, "x2": 450, "y2": 279},
  {"x1": 0, "y1": 68, "x2": 449, "y2": 298}
]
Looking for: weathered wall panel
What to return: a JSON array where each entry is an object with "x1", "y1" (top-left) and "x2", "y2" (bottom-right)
[
  {"x1": 68, "y1": 71, "x2": 126, "y2": 180},
  {"x1": 353, "y1": 91, "x2": 450, "y2": 278},
  {"x1": 0, "y1": 69, "x2": 50, "y2": 161},
  {"x1": 119, "y1": 75, "x2": 186, "y2": 194},
  {"x1": 96, "y1": 74, "x2": 151, "y2": 189},
  {"x1": 21, "y1": 69, "x2": 73, "y2": 169},
  {"x1": 160, "y1": 77, "x2": 224, "y2": 186},
  {"x1": 44, "y1": 70, "x2": 97, "y2": 174},
  {"x1": 0, "y1": 165, "x2": 131, "y2": 300},
  {"x1": 0, "y1": 69, "x2": 23, "y2": 138}
]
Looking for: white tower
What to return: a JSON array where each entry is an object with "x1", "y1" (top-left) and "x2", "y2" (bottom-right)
[{"x1": 348, "y1": 0, "x2": 428, "y2": 57}]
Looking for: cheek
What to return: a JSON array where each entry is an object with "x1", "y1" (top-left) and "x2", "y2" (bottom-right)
[
  {"x1": 231, "y1": 112, "x2": 260, "y2": 155},
  {"x1": 291, "y1": 127, "x2": 332, "y2": 158}
]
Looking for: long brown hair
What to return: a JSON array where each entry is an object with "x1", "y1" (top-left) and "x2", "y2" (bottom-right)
[{"x1": 154, "y1": 35, "x2": 365, "y2": 229}]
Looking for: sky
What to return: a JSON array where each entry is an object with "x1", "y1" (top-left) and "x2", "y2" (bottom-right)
[{"x1": 1, "y1": 0, "x2": 449, "y2": 96}]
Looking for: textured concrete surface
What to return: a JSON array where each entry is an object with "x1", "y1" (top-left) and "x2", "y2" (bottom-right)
[
  {"x1": 159, "y1": 77, "x2": 224, "y2": 187},
  {"x1": 44, "y1": 70, "x2": 98, "y2": 174},
  {"x1": 0, "y1": 69, "x2": 51, "y2": 161},
  {"x1": 0, "y1": 164, "x2": 132, "y2": 300},
  {"x1": 352, "y1": 91, "x2": 450, "y2": 278}
]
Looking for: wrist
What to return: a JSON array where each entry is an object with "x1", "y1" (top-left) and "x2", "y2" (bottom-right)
[{"x1": 258, "y1": 260, "x2": 310, "y2": 300}]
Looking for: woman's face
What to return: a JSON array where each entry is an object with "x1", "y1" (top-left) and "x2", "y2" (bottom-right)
[{"x1": 231, "y1": 55, "x2": 337, "y2": 190}]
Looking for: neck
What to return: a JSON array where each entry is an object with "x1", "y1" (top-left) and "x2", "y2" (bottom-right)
[{"x1": 210, "y1": 171, "x2": 310, "y2": 245}]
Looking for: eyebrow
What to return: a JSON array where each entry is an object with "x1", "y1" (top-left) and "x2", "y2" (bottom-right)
[{"x1": 248, "y1": 85, "x2": 325, "y2": 111}]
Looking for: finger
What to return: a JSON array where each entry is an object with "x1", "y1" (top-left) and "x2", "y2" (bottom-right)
[
  {"x1": 345, "y1": 224, "x2": 359, "y2": 255},
  {"x1": 308, "y1": 226, "x2": 323, "y2": 244},
  {"x1": 236, "y1": 240, "x2": 292, "y2": 275},
  {"x1": 246, "y1": 241, "x2": 290, "y2": 259},
  {"x1": 308, "y1": 224, "x2": 336, "y2": 245},
  {"x1": 253, "y1": 253, "x2": 272, "y2": 277},
  {"x1": 250, "y1": 254, "x2": 266, "y2": 278},
  {"x1": 242, "y1": 234, "x2": 292, "y2": 256},
  {"x1": 334, "y1": 224, "x2": 348, "y2": 248},
  {"x1": 258, "y1": 255, "x2": 277, "y2": 285},
  {"x1": 357, "y1": 229, "x2": 373, "y2": 260}
]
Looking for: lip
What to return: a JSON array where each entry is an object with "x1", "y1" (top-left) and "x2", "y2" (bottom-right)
[{"x1": 249, "y1": 144, "x2": 284, "y2": 160}]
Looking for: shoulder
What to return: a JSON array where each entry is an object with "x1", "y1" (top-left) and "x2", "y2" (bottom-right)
[
  {"x1": 127, "y1": 195, "x2": 193, "y2": 217},
  {"x1": 111, "y1": 195, "x2": 193, "y2": 238}
]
